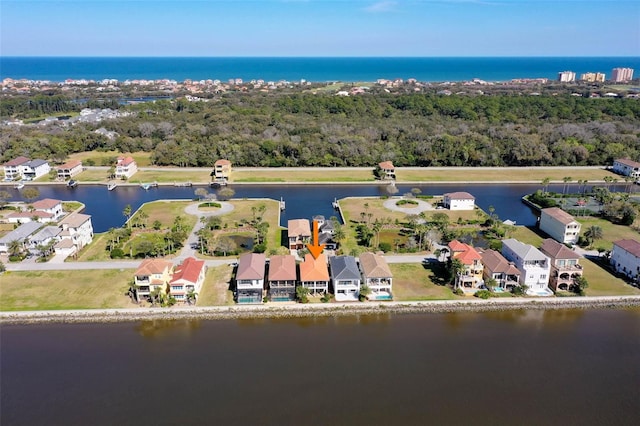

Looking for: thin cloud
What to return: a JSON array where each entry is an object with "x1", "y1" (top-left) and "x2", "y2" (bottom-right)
[{"x1": 365, "y1": 1, "x2": 398, "y2": 12}]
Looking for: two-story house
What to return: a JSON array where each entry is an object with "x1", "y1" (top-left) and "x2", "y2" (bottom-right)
[
  {"x1": 540, "y1": 238, "x2": 583, "y2": 292},
  {"x1": 169, "y1": 257, "x2": 206, "y2": 303},
  {"x1": 235, "y1": 252, "x2": 265, "y2": 304},
  {"x1": 287, "y1": 219, "x2": 311, "y2": 250},
  {"x1": 610, "y1": 239, "x2": 640, "y2": 283},
  {"x1": 299, "y1": 253, "x2": 330, "y2": 295},
  {"x1": 539, "y1": 207, "x2": 581, "y2": 245},
  {"x1": 267, "y1": 255, "x2": 297, "y2": 301},
  {"x1": 31, "y1": 198, "x2": 64, "y2": 221},
  {"x1": 56, "y1": 160, "x2": 83, "y2": 180},
  {"x1": 448, "y1": 240, "x2": 484, "y2": 292},
  {"x1": 612, "y1": 158, "x2": 640, "y2": 179},
  {"x1": 377, "y1": 161, "x2": 396, "y2": 180},
  {"x1": 329, "y1": 255, "x2": 361, "y2": 301},
  {"x1": 443, "y1": 192, "x2": 475, "y2": 211},
  {"x1": 502, "y1": 239, "x2": 552, "y2": 296},
  {"x1": 479, "y1": 248, "x2": 521, "y2": 291},
  {"x1": 0, "y1": 222, "x2": 42, "y2": 255},
  {"x1": 21, "y1": 159, "x2": 50, "y2": 181},
  {"x1": 134, "y1": 259, "x2": 174, "y2": 302},
  {"x1": 115, "y1": 156, "x2": 138, "y2": 179},
  {"x1": 55, "y1": 213, "x2": 94, "y2": 257},
  {"x1": 359, "y1": 252, "x2": 393, "y2": 300},
  {"x1": 27, "y1": 226, "x2": 62, "y2": 255},
  {"x1": 2, "y1": 156, "x2": 30, "y2": 181},
  {"x1": 212, "y1": 159, "x2": 231, "y2": 183}
]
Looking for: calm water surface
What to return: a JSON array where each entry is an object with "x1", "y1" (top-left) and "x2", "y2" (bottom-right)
[{"x1": 2, "y1": 309, "x2": 639, "y2": 426}]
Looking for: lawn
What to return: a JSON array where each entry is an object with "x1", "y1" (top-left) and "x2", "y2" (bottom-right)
[
  {"x1": 197, "y1": 265, "x2": 235, "y2": 306},
  {"x1": 214, "y1": 199, "x2": 282, "y2": 251},
  {"x1": 510, "y1": 226, "x2": 545, "y2": 247},
  {"x1": 390, "y1": 263, "x2": 457, "y2": 301},
  {"x1": 75, "y1": 232, "x2": 111, "y2": 261},
  {"x1": 0, "y1": 269, "x2": 136, "y2": 311},
  {"x1": 232, "y1": 169, "x2": 376, "y2": 183},
  {"x1": 396, "y1": 167, "x2": 619, "y2": 182},
  {"x1": 133, "y1": 200, "x2": 197, "y2": 230},
  {"x1": 581, "y1": 258, "x2": 640, "y2": 296},
  {"x1": 75, "y1": 168, "x2": 112, "y2": 182},
  {"x1": 576, "y1": 217, "x2": 640, "y2": 250},
  {"x1": 132, "y1": 170, "x2": 212, "y2": 184},
  {"x1": 67, "y1": 150, "x2": 152, "y2": 167}
]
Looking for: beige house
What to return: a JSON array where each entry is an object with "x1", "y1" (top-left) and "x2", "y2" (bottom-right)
[
  {"x1": 377, "y1": 161, "x2": 396, "y2": 180},
  {"x1": 115, "y1": 156, "x2": 138, "y2": 179},
  {"x1": 287, "y1": 219, "x2": 311, "y2": 250},
  {"x1": 212, "y1": 159, "x2": 232, "y2": 182},
  {"x1": 448, "y1": 240, "x2": 484, "y2": 292},
  {"x1": 135, "y1": 259, "x2": 174, "y2": 302},
  {"x1": 479, "y1": 249, "x2": 520, "y2": 290},
  {"x1": 539, "y1": 207, "x2": 581, "y2": 245},
  {"x1": 540, "y1": 239, "x2": 583, "y2": 292},
  {"x1": 359, "y1": 252, "x2": 393, "y2": 300},
  {"x1": 56, "y1": 160, "x2": 83, "y2": 180}
]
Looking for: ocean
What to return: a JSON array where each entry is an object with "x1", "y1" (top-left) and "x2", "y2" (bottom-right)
[{"x1": 1, "y1": 56, "x2": 639, "y2": 83}]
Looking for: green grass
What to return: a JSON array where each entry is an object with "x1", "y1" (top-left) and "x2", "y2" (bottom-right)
[
  {"x1": 396, "y1": 168, "x2": 619, "y2": 183},
  {"x1": 0, "y1": 269, "x2": 136, "y2": 311},
  {"x1": 577, "y1": 217, "x2": 640, "y2": 250},
  {"x1": 390, "y1": 263, "x2": 457, "y2": 300},
  {"x1": 510, "y1": 226, "x2": 545, "y2": 247},
  {"x1": 231, "y1": 169, "x2": 375, "y2": 183},
  {"x1": 197, "y1": 265, "x2": 235, "y2": 306},
  {"x1": 582, "y1": 258, "x2": 640, "y2": 296},
  {"x1": 75, "y1": 232, "x2": 111, "y2": 261}
]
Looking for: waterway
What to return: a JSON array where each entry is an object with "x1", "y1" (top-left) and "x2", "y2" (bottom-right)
[
  {"x1": 2, "y1": 309, "x2": 639, "y2": 426},
  {"x1": 8, "y1": 182, "x2": 614, "y2": 233}
]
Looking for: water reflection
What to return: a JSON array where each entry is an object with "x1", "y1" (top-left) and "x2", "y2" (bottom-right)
[{"x1": 135, "y1": 318, "x2": 202, "y2": 338}]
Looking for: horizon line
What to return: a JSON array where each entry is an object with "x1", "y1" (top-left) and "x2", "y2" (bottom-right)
[{"x1": 2, "y1": 55, "x2": 639, "y2": 59}]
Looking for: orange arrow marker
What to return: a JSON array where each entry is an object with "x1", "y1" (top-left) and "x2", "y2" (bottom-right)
[{"x1": 306, "y1": 220, "x2": 325, "y2": 259}]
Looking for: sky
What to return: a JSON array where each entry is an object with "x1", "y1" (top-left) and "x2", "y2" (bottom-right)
[{"x1": 1, "y1": 0, "x2": 638, "y2": 57}]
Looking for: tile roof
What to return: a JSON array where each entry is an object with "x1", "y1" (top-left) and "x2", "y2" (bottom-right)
[
  {"x1": 236, "y1": 252, "x2": 266, "y2": 280},
  {"x1": 171, "y1": 257, "x2": 205, "y2": 285},
  {"x1": 299, "y1": 253, "x2": 330, "y2": 282},
  {"x1": 268, "y1": 255, "x2": 297, "y2": 281},
  {"x1": 613, "y1": 239, "x2": 640, "y2": 258},
  {"x1": 60, "y1": 213, "x2": 91, "y2": 228},
  {"x1": 288, "y1": 219, "x2": 311, "y2": 238},
  {"x1": 480, "y1": 249, "x2": 520, "y2": 275},
  {"x1": 359, "y1": 252, "x2": 392, "y2": 278},
  {"x1": 117, "y1": 156, "x2": 136, "y2": 166},
  {"x1": 7, "y1": 211, "x2": 53, "y2": 220},
  {"x1": 57, "y1": 160, "x2": 82, "y2": 169},
  {"x1": 135, "y1": 259, "x2": 173, "y2": 276},
  {"x1": 329, "y1": 255, "x2": 360, "y2": 280},
  {"x1": 540, "y1": 239, "x2": 580, "y2": 260},
  {"x1": 615, "y1": 158, "x2": 640, "y2": 168},
  {"x1": 214, "y1": 159, "x2": 231, "y2": 166},
  {"x1": 541, "y1": 207, "x2": 577, "y2": 225},
  {"x1": 31, "y1": 198, "x2": 62, "y2": 210},
  {"x1": 378, "y1": 161, "x2": 394, "y2": 170},
  {"x1": 448, "y1": 240, "x2": 482, "y2": 265},
  {"x1": 444, "y1": 191, "x2": 475, "y2": 200},
  {"x1": 3, "y1": 156, "x2": 30, "y2": 167}
]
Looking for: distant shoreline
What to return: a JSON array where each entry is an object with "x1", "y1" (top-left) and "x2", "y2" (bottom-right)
[{"x1": 2, "y1": 296, "x2": 639, "y2": 325}]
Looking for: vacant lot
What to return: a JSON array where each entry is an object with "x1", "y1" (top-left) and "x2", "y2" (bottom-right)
[
  {"x1": 132, "y1": 170, "x2": 212, "y2": 184},
  {"x1": 396, "y1": 167, "x2": 618, "y2": 182},
  {"x1": 390, "y1": 263, "x2": 457, "y2": 301},
  {"x1": 581, "y1": 258, "x2": 640, "y2": 296},
  {"x1": 577, "y1": 217, "x2": 640, "y2": 250},
  {"x1": 197, "y1": 265, "x2": 235, "y2": 306},
  {"x1": 0, "y1": 269, "x2": 136, "y2": 311},
  {"x1": 232, "y1": 169, "x2": 375, "y2": 183},
  {"x1": 68, "y1": 151, "x2": 152, "y2": 167}
]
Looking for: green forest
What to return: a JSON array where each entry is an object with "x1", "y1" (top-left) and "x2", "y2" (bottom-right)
[{"x1": 1, "y1": 92, "x2": 639, "y2": 167}]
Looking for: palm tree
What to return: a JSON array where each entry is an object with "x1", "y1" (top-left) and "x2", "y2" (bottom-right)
[
  {"x1": 440, "y1": 247, "x2": 449, "y2": 262},
  {"x1": 562, "y1": 176, "x2": 572, "y2": 196},
  {"x1": 449, "y1": 258, "x2": 465, "y2": 287},
  {"x1": 8, "y1": 239, "x2": 22, "y2": 258},
  {"x1": 137, "y1": 211, "x2": 149, "y2": 228},
  {"x1": 123, "y1": 204, "x2": 132, "y2": 227},
  {"x1": 584, "y1": 225, "x2": 603, "y2": 246},
  {"x1": 186, "y1": 288, "x2": 198, "y2": 305},
  {"x1": 541, "y1": 177, "x2": 551, "y2": 194}
]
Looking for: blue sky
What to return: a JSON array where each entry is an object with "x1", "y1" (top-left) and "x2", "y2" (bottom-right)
[{"x1": 1, "y1": 0, "x2": 638, "y2": 56}]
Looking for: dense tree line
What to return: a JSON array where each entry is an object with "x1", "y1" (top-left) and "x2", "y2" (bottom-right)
[{"x1": 1, "y1": 92, "x2": 639, "y2": 167}]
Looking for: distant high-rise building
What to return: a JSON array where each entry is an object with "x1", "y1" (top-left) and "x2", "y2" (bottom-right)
[
  {"x1": 558, "y1": 71, "x2": 576, "y2": 83},
  {"x1": 580, "y1": 72, "x2": 606, "y2": 83},
  {"x1": 611, "y1": 68, "x2": 634, "y2": 82}
]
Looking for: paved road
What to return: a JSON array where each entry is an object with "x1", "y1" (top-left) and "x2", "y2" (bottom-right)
[{"x1": 176, "y1": 202, "x2": 234, "y2": 261}]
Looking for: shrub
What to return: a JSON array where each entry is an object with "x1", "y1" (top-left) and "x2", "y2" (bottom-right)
[
  {"x1": 8, "y1": 255, "x2": 23, "y2": 263},
  {"x1": 396, "y1": 199, "x2": 419, "y2": 206},
  {"x1": 511, "y1": 286, "x2": 525, "y2": 296},
  {"x1": 0, "y1": 261, "x2": 5, "y2": 273},
  {"x1": 378, "y1": 242, "x2": 392, "y2": 252},
  {"x1": 453, "y1": 288, "x2": 464, "y2": 296},
  {"x1": 321, "y1": 293, "x2": 331, "y2": 303},
  {"x1": 296, "y1": 286, "x2": 310, "y2": 303},
  {"x1": 199, "y1": 202, "x2": 221, "y2": 208},
  {"x1": 253, "y1": 243, "x2": 267, "y2": 253},
  {"x1": 110, "y1": 247, "x2": 125, "y2": 258},
  {"x1": 474, "y1": 289, "x2": 492, "y2": 299}
]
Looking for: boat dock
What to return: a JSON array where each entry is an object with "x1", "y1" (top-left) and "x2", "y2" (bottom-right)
[
  {"x1": 107, "y1": 182, "x2": 117, "y2": 191},
  {"x1": 332, "y1": 198, "x2": 339, "y2": 209},
  {"x1": 280, "y1": 197, "x2": 285, "y2": 210},
  {"x1": 174, "y1": 181, "x2": 192, "y2": 187},
  {"x1": 140, "y1": 182, "x2": 158, "y2": 190}
]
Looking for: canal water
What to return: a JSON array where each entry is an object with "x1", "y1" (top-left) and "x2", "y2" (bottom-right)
[
  {"x1": 8, "y1": 182, "x2": 608, "y2": 233},
  {"x1": 2, "y1": 309, "x2": 639, "y2": 426}
]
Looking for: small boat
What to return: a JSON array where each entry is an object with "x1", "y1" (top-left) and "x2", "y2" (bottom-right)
[
  {"x1": 140, "y1": 182, "x2": 158, "y2": 190},
  {"x1": 279, "y1": 197, "x2": 286, "y2": 211},
  {"x1": 67, "y1": 180, "x2": 78, "y2": 188},
  {"x1": 332, "y1": 198, "x2": 339, "y2": 209},
  {"x1": 107, "y1": 183, "x2": 117, "y2": 191},
  {"x1": 14, "y1": 181, "x2": 24, "y2": 189},
  {"x1": 174, "y1": 181, "x2": 192, "y2": 187}
]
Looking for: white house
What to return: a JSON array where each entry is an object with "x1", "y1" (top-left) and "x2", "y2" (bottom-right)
[
  {"x1": 235, "y1": 253, "x2": 265, "y2": 304},
  {"x1": 27, "y1": 226, "x2": 62, "y2": 255},
  {"x1": 2, "y1": 156, "x2": 30, "y2": 181},
  {"x1": 169, "y1": 257, "x2": 206, "y2": 302},
  {"x1": 115, "y1": 156, "x2": 138, "y2": 179},
  {"x1": 32, "y1": 198, "x2": 64, "y2": 221},
  {"x1": 610, "y1": 239, "x2": 640, "y2": 283},
  {"x1": 359, "y1": 252, "x2": 393, "y2": 300},
  {"x1": 20, "y1": 159, "x2": 50, "y2": 181},
  {"x1": 0, "y1": 222, "x2": 42, "y2": 254},
  {"x1": 612, "y1": 159, "x2": 640, "y2": 179},
  {"x1": 55, "y1": 213, "x2": 94, "y2": 256},
  {"x1": 443, "y1": 192, "x2": 475, "y2": 211},
  {"x1": 329, "y1": 255, "x2": 361, "y2": 301},
  {"x1": 502, "y1": 239, "x2": 552, "y2": 296},
  {"x1": 539, "y1": 207, "x2": 581, "y2": 245}
]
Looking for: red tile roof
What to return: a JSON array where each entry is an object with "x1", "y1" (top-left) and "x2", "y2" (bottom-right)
[
  {"x1": 615, "y1": 158, "x2": 640, "y2": 168},
  {"x1": 613, "y1": 239, "x2": 640, "y2": 258},
  {"x1": 57, "y1": 160, "x2": 82, "y2": 170},
  {"x1": 268, "y1": 255, "x2": 297, "y2": 281},
  {"x1": 117, "y1": 156, "x2": 136, "y2": 166},
  {"x1": 135, "y1": 259, "x2": 173, "y2": 276},
  {"x1": 540, "y1": 239, "x2": 580, "y2": 260},
  {"x1": 448, "y1": 240, "x2": 482, "y2": 265},
  {"x1": 31, "y1": 198, "x2": 62, "y2": 210},
  {"x1": 3, "y1": 156, "x2": 30, "y2": 167},
  {"x1": 378, "y1": 161, "x2": 395, "y2": 170},
  {"x1": 299, "y1": 253, "x2": 329, "y2": 282},
  {"x1": 171, "y1": 257, "x2": 205, "y2": 285},
  {"x1": 215, "y1": 159, "x2": 231, "y2": 166}
]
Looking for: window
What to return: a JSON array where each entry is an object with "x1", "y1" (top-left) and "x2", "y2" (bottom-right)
[
  {"x1": 540, "y1": 274, "x2": 547, "y2": 279},
  {"x1": 171, "y1": 286, "x2": 183, "y2": 291}
]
